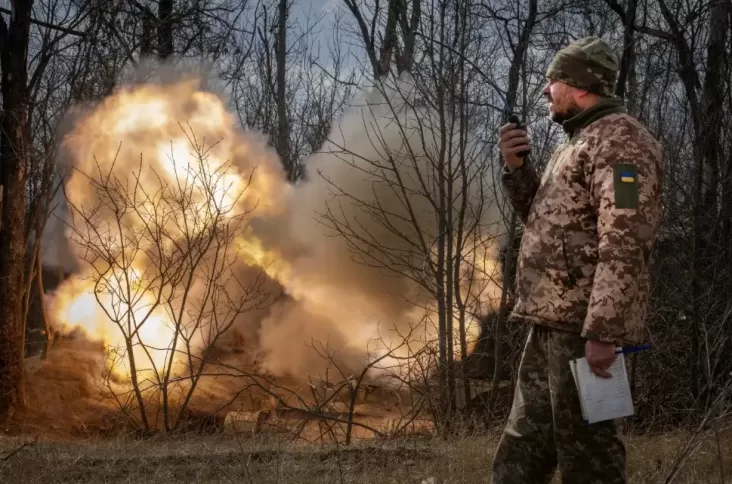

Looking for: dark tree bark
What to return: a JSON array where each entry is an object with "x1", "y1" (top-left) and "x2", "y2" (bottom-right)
[
  {"x1": 377, "y1": 0, "x2": 400, "y2": 77},
  {"x1": 139, "y1": 5, "x2": 157, "y2": 57},
  {"x1": 696, "y1": 0, "x2": 730, "y2": 404},
  {"x1": 158, "y1": 0, "x2": 174, "y2": 59},
  {"x1": 396, "y1": 0, "x2": 421, "y2": 74},
  {"x1": 342, "y1": 0, "x2": 402, "y2": 79},
  {"x1": 0, "y1": 0, "x2": 33, "y2": 419},
  {"x1": 643, "y1": 0, "x2": 730, "y2": 403},
  {"x1": 614, "y1": 0, "x2": 637, "y2": 104},
  {"x1": 275, "y1": 0, "x2": 292, "y2": 179},
  {"x1": 701, "y1": 0, "x2": 729, "y2": 246}
]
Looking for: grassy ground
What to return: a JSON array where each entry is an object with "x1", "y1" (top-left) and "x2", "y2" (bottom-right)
[{"x1": 1, "y1": 426, "x2": 730, "y2": 484}]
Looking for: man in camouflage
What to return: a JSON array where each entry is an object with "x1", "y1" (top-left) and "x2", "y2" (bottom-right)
[{"x1": 491, "y1": 36, "x2": 663, "y2": 483}]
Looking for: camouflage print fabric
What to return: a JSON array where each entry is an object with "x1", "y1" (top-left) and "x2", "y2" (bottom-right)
[
  {"x1": 491, "y1": 325, "x2": 626, "y2": 484},
  {"x1": 501, "y1": 97, "x2": 662, "y2": 346},
  {"x1": 501, "y1": 162, "x2": 541, "y2": 223},
  {"x1": 546, "y1": 36, "x2": 619, "y2": 97}
]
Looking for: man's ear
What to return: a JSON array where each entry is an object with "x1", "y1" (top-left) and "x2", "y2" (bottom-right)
[
  {"x1": 574, "y1": 88, "x2": 601, "y2": 107},
  {"x1": 573, "y1": 86, "x2": 591, "y2": 99}
]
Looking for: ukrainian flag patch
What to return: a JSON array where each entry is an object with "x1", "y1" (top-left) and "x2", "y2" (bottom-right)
[{"x1": 613, "y1": 163, "x2": 639, "y2": 209}]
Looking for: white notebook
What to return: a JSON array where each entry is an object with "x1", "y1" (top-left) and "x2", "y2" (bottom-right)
[{"x1": 569, "y1": 353, "x2": 634, "y2": 424}]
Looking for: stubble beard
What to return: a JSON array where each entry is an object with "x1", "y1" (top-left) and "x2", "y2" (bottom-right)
[{"x1": 548, "y1": 96, "x2": 583, "y2": 124}]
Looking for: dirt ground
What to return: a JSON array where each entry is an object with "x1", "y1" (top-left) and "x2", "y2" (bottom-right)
[{"x1": 1, "y1": 426, "x2": 730, "y2": 483}]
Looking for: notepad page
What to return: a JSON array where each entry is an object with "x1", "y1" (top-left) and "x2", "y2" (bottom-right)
[
  {"x1": 569, "y1": 359, "x2": 588, "y2": 421},
  {"x1": 573, "y1": 353, "x2": 634, "y2": 424}
]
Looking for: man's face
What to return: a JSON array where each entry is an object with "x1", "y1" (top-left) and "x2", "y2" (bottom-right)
[{"x1": 543, "y1": 79, "x2": 582, "y2": 124}]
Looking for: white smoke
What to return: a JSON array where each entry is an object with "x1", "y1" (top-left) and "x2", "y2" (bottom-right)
[{"x1": 256, "y1": 73, "x2": 507, "y2": 379}]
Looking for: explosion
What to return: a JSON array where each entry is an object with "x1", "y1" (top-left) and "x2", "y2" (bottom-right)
[
  {"x1": 41, "y1": 67, "x2": 506, "y2": 410},
  {"x1": 47, "y1": 75, "x2": 290, "y2": 386}
]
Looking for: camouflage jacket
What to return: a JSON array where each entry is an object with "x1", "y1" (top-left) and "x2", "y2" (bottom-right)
[{"x1": 502, "y1": 99, "x2": 662, "y2": 345}]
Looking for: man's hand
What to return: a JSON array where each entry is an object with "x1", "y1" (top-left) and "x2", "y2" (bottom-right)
[
  {"x1": 585, "y1": 339, "x2": 617, "y2": 378},
  {"x1": 498, "y1": 122, "x2": 531, "y2": 171}
]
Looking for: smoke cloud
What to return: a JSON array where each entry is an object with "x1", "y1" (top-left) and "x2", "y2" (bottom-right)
[{"x1": 39, "y1": 63, "x2": 506, "y2": 397}]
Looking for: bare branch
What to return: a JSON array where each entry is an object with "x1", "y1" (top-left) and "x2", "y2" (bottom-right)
[{"x1": 0, "y1": 7, "x2": 86, "y2": 37}]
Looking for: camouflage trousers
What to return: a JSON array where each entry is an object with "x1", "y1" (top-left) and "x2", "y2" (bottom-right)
[{"x1": 491, "y1": 324, "x2": 627, "y2": 484}]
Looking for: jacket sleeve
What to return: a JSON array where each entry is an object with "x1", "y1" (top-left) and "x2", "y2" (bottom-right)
[
  {"x1": 581, "y1": 136, "x2": 662, "y2": 344},
  {"x1": 501, "y1": 161, "x2": 540, "y2": 224}
]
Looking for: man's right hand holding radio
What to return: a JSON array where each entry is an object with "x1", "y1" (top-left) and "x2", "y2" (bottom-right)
[{"x1": 498, "y1": 122, "x2": 531, "y2": 171}]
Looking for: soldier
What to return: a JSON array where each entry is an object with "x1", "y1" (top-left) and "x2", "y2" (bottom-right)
[{"x1": 491, "y1": 37, "x2": 662, "y2": 483}]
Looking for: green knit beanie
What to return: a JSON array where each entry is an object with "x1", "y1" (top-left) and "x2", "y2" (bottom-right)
[{"x1": 546, "y1": 36, "x2": 619, "y2": 97}]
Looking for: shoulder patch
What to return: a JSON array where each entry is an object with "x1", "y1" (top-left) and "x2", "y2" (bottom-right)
[{"x1": 613, "y1": 163, "x2": 639, "y2": 209}]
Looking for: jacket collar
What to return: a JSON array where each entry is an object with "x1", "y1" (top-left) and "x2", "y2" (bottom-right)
[{"x1": 562, "y1": 96, "x2": 627, "y2": 138}]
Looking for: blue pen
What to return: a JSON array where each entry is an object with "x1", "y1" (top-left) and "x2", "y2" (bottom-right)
[{"x1": 615, "y1": 343, "x2": 653, "y2": 354}]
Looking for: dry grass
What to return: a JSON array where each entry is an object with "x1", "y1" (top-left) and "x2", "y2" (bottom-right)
[{"x1": 1, "y1": 427, "x2": 730, "y2": 483}]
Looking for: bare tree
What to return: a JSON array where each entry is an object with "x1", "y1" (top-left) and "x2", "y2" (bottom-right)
[
  {"x1": 310, "y1": 0, "x2": 522, "y2": 431},
  {"x1": 470, "y1": 0, "x2": 538, "y2": 417},
  {"x1": 0, "y1": 0, "x2": 34, "y2": 419},
  {"x1": 341, "y1": 0, "x2": 421, "y2": 80},
  {"x1": 61, "y1": 129, "x2": 274, "y2": 432},
  {"x1": 601, "y1": 0, "x2": 639, "y2": 103},
  {"x1": 603, "y1": 0, "x2": 731, "y2": 412}
]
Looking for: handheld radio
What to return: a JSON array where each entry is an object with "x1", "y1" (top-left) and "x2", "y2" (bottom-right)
[{"x1": 506, "y1": 113, "x2": 530, "y2": 158}]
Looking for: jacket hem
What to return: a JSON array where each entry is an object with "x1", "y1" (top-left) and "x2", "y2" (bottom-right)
[
  {"x1": 509, "y1": 312, "x2": 642, "y2": 346},
  {"x1": 508, "y1": 312, "x2": 583, "y2": 335}
]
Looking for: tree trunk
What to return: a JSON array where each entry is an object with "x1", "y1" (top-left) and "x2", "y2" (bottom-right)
[
  {"x1": 655, "y1": 0, "x2": 728, "y2": 403},
  {"x1": 275, "y1": 0, "x2": 292, "y2": 179},
  {"x1": 0, "y1": 0, "x2": 33, "y2": 419},
  {"x1": 378, "y1": 0, "x2": 400, "y2": 78},
  {"x1": 139, "y1": 5, "x2": 157, "y2": 57},
  {"x1": 490, "y1": 0, "x2": 537, "y2": 411},
  {"x1": 38, "y1": 250, "x2": 53, "y2": 360},
  {"x1": 614, "y1": 0, "x2": 637, "y2": 105},
  {"x1": 341, "y1": 0, "x2": 401, "y2": 79},
  {"x1": 396, "y1": 0, "x2": 421, "y2": 74},
  {"x1": 454, "y1": 0, "x2": 471, "y2": 412},
  {"x1": 695, "y1": 0, "x2": 729, "y2": 406},
  {"x1": 158, "y1": 0, "x2": 174, "y2": 59}
]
